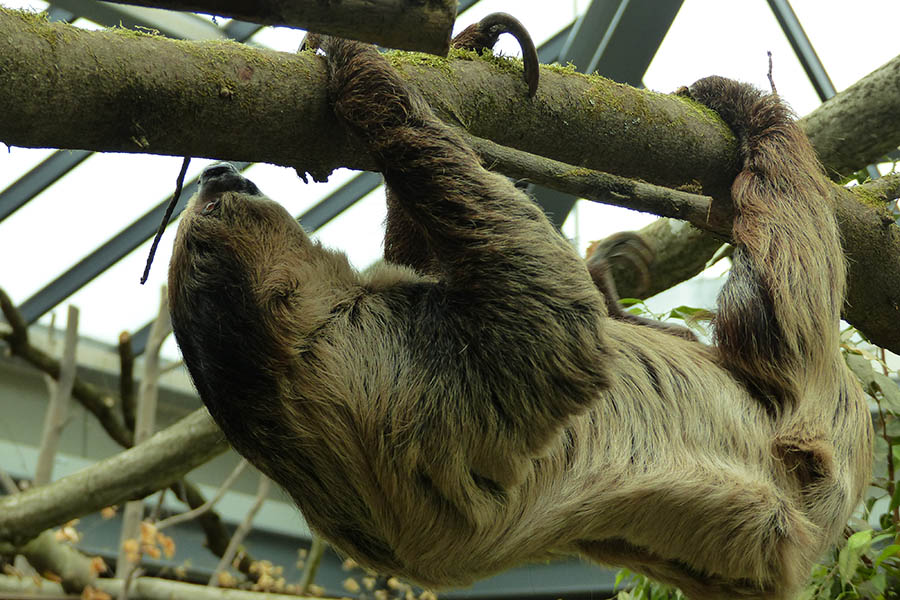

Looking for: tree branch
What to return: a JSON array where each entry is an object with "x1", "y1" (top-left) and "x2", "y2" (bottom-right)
[
  {"x1": 0, "y1": 573, "x2": 324, "y2": 600},
  {"x1": 801, "y1": 55, "x2": 900, "y2": 178},
  {"x1": 0, "y1": 287, "x2": 134, "y2": 448},
  {"x1": 0, "y1": 9, "x2": 898, "y2": 350},
  {"x1": 0, "y1": 8, "x2": 738, "y2": 193},
  {"x1": 0, "y1": 286, "x2": 265, "y2": 579},
  {"x1": 103, "y1": 0, "x2": 456, "y2": 56},
  {"x1": 0, "y1": 409, "x2": 227, "y2": 545}
]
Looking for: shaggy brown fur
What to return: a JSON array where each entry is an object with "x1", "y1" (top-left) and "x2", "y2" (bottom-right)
[
  {"x1": 382, "y1": 12, "x2": 537, "y2": 278},
  {"x1": 168, "y1": 37, "x2": 873, "y2": 599}
]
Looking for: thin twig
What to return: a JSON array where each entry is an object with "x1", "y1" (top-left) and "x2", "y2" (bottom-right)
[
  {"x1": 0, "y1": 286, "x2": 264, "y2": 578},
  {"x1": 141, "y1": 157, "x2": 190, "y2": 285},
  {"x1": 116, "y1": 288, "x2": 171, "y2": 580},
  {"x1": 34, "y1": 305, "x2": 79, "y2": 486},
  {"x1": 767, "y1": 51, "x2": 777, "y2": 95},
  {"x1": 208, "y1": 473, "x2": 271, "y2": 587},
  {"x1": 462, "y1": 132, "x2": 732, "y2": 236},
  {"x1": 118, "y1": 331, "x2": 136, "y2": 433},
  {"x1": 0, "y1": 465, "x2": 18, "y2": 495},
  {"x1": 156, "y1": 459, "x2": 249, "y2": 530},
  {"x1": 298, "y1": 537, "x2": 326, "y2": 594}
]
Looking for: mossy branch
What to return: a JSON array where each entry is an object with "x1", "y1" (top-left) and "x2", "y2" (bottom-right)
[
  {"x1": 0, "y1": 409, "x2": 227, "y2": 545},
  {"x1": 0, "y1": 8, "x2": 899, "y2": 350},
  {"x1": 105, "y1": 0, "x2": 457, "y2": 55}
]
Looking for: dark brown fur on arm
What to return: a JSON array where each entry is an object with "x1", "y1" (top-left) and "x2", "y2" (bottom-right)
[
  {"x1": 321, "y1": 35, "x2": 608, "y2": 457},
  {"x1": 382, "y1": 12, "x2": 538, "y2": 275}
]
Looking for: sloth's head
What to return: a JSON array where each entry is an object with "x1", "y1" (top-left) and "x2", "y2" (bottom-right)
[{"x1": 167, "y1": 163, "x2": 316, "y2": 419}]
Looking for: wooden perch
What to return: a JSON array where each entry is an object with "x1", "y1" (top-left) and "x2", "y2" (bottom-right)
[
  {"x1": 104, "y1": 0, "x2": 457, "y2": 55},
  {"x1": 0, "y1": 7, "x2": 898, "y2": 352},
  {"x1": 0, "y1": 409, "x2": 227, "y2": 545}
]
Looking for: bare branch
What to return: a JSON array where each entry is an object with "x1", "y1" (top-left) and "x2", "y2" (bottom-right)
[
  {"x1": 0, "y1": 409, "x2": 227, "y2": 545},
  {"x1": 118, "y1": 332, "x2": 136, "y2": 433},
  {"x1": 0, "y1": 9, "x2": 737, "y2": 193},
  {"x1": 465, "y1": 133, "x2": 728, "y2": 235},
  {"x1": 156, "y1": 459, "x2": 248, "y2": 530},
  {"x1": 117, "y1": 288, "x2": 170, "y2": 579},
  {"x1": 0, "y1": 573, "x2": 325, "y2": 600},
  {"x1": 208, "y1": 473, "x2": 270, "y2": 587},
  {"x1": 34, "y1": 305, "x2": 79, "y2": 486},
  {"x1": 801, "y1": 55, "x2": 900, "y2": 178},
  {"x1": 0, "y1": 466, "x2": 17, "y2": 495},
  {"x1": 104, "y1": 0, "x2": 456, "y2": 55},
  {"x1": 298, "y1": 537, "x2": 326, "y2": 595},
  {"x1": 0, "y1": 287, "x2": 133, "y2": 448}
]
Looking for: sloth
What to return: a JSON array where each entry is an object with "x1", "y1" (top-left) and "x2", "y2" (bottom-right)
[{"x1": 168, "y1": 28, "x2": 873, "y2": 600}]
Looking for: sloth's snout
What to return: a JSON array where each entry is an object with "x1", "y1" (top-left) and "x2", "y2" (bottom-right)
[{"x1": 199, "y1": 162, "x2": 262, "y2": 197}]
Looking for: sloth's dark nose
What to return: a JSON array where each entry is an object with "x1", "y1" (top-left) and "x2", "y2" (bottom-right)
[
  {"x1": 198, "y1": 162, "x2": 262, "y2": 196},
  {"x1": 200, "y1": 162, "x2": 240, "y2": 184}
]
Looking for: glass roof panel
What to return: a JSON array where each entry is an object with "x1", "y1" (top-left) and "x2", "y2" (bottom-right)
[
  {"x1": 644, "y1": 0, "x2": 821, "y2": 116},
  {"x1": 791, "y1": 0, "x2": 900, "y2": 92},
  {"x1": 0, "y1": 153, "x2": 212, "y2": 305}
]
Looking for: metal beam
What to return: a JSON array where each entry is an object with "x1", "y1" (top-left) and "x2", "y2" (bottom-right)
[
  {"x1": 0, "y1": 151, "x2": 90, "y2": 222},
  {"x1": 530, "y1": 0, "x2": 683, "y2": 227},
  {"x1": 49, "y1": 0, "x2": 228, "y2": 40},
  {"x1": 766, "y1": 0, "x2": 835, "y2": 99},
  {"x1": 767, "y1": 0, "x2": 880, "y2": 180}
]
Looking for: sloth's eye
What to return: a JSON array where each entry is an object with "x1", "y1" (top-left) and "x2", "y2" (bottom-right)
[{"x1": 201, "y1": 200, "x2": 219, "y2": 215}]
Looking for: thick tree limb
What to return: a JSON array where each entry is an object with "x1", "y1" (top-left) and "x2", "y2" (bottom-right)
[
  {"x1": 105, "y1": 0, "x2": 456, "y2": 56},
  {"x1": 0, "y1": 573, "x2": 322, "y2": 600},
  {"x1": 0, "y1": 409, "x2": 227, "y2": 545},
  {"x1": 0, "y1": 8, "x2": 737, "y2": 194},
  {"x1": 0, "y1": 9, "x2": 898, "y2": 350},
  {"x1": 801, "y1": 55, "x2": 900, "y2": 178}
]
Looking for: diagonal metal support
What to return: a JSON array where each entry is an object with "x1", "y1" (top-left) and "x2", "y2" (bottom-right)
[
  {"x1": 530, "y1": 0, "x2": 683, "y2": 228},
  {"x1": 18, "y1": 163, "x2": 251, "y2": 326},
  {"x1": 767, "y1": 0, "x2": 880, "y2": 180},
  {"x1": 0, "y1": 151, "x2": 91, "y2": 222}
]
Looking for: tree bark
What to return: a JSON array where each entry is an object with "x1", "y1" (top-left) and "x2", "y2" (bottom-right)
[
  {"x1": 0, "y1": 8, "x2": 898, "y2": 350},
  {"x1": 0, "y1": 409, "x2": 227, "y2": 545},
  {"x1": 801, "y1": 55, "x2": 900, "y2": 178},
  {"x1": 105, "y1": 0, "x2": 457, "y2": 55},
  {"x1": 0, "y1": 8, "x2": 737, "y2": 193}
]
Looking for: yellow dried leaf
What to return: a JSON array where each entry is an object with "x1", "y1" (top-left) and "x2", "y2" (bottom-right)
[
  {"x1": 81, "y1": 585, "x2": 112, "y2": 600},
  {"x1": 342, "y1": 577, "x2": 361, "y2": 593},
  {"x1": 89, "y1": 556, "x2": 108, "y2": 576}
]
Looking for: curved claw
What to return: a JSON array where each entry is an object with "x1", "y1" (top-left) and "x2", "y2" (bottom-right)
[
  {"x1": 586, "y1": 232, "x2": 654, "y2": 296},
  {"x1": 452, "y1": 12, "x2": 539, "y2": 97}
]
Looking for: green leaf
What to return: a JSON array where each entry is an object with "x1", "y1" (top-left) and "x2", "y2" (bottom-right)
[
  {"x1": 872, "y1": 372, "x2": 900, "y2": 412},
  {"x1": 874, "y1": 543, "x2": 900, "y2": 568},
  {"x1": 838, "y1": 529, "x2": 874, "y2": 582},
  {"x1": 794, "y1": 585, "x2": 818, "y2": 600},
  {"x1": 845, "y1": 353, "x2": 876, "y2": 390}
]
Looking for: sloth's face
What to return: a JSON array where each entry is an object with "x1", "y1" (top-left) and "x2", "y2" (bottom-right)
[
  {"x1": 167, "y1": 163, "x2": 319, "y2": 416},
  {"x1": 170, "y1": 162, "x2": 311, "y2": 292},
  {"x1": 168, "y1": 162, "x2": 314, "y2": 358}
]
